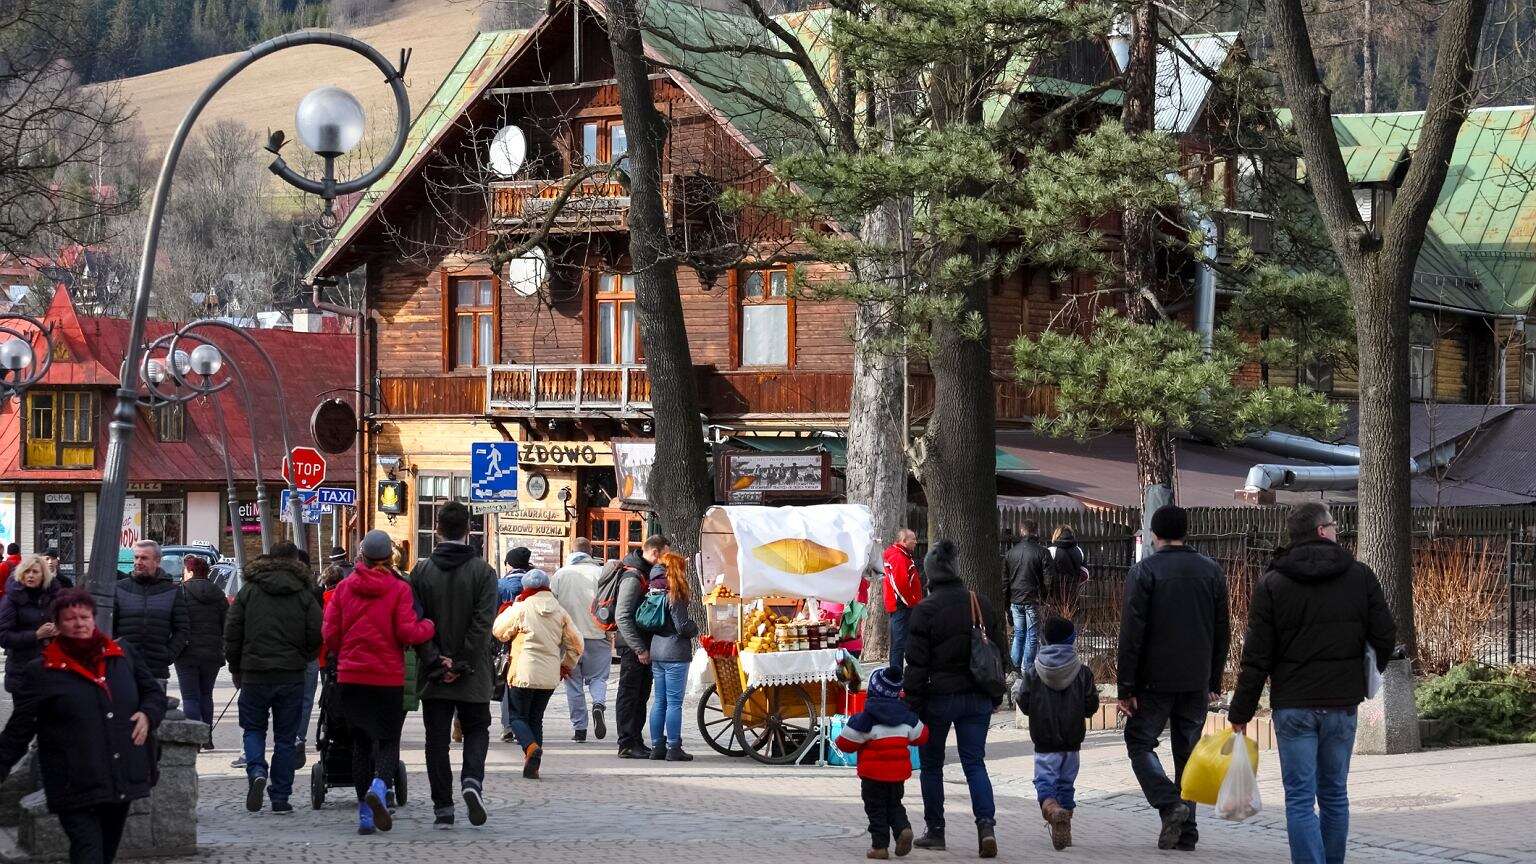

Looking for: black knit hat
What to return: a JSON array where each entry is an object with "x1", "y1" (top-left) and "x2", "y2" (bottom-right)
[
  {"x1": 505, "y1": 547, "x2": 531, "y2": 569},
  {"x1": 1149, "y1": 505, "x2": 1188, "y2": 541},
  {"x1": 1041, "y1": 617, "x2": 1075, "y2": 645}
]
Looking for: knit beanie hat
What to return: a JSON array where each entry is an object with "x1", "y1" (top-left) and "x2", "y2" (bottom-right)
[
  {"x1": 867, "y1": 667, "x2": 902, "y2": 700},
  {"x1": 1149, "y1": 505, "x2": 1188, "y2": 542},
  {"x1": 522, "y1": 569, "x2": 550, "y2": 590},
  {"x1": 359, "y1": 530, "x2": 394, "y2": 562},
  {"x1": 505, "y1": 547, "x2": 532, "y2": 569},
  {"x1": 1041, "y1": 616, "x2": 1076, "y2": 645}
]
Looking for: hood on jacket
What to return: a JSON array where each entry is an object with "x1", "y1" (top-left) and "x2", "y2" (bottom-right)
[
  {"x1": 181, "y1": 577, "x2": 225, "y2": 604},
  {"x1": 621, "y1": 549, "x2": 650, "y2": 574},
  {"x1": 522, "y1": 591, "x2": 562, "y2": 617},
  {"x1": 1271, "y1": 540, "x2": 1355, "y2": 584},
  {"x1": 860, "y1": 694, "x2": 921, "y2": 728},
  {"x1": 245, "y1": 556, "x2": 312, "y2": 595},
  {"x1": 567, "y1": 552, "x2": 597, "y2": 567},
  {"x1": 348, "y1": 562, "x2": 404, "y2": 598},
  {"x1": 923, "y1": 540, "x2": 960, "y2": 588},
  {"x1": 1034, "y1": 642, "x2": 1082, "y2": 691},
  {"x1": 429, "y1": 541, "x2": 480, "y2": 571}
]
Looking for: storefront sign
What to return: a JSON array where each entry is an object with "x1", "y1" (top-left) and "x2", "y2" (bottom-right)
[
  {"x1": 230, "y1": 501, "x2": 263, "y2": 535},
  {"x1": 0, "y1": 492, "x2": 14, "y2": 549},
  {"x1": 471, "y1": 503, "x2": 565, "y2": 520},
  {"x1": 44, "y1": 493, "x2": 74, "y2": 504},
  {"x1": 120, "y1": 497, "x2": 143, "y2": 547},
  {"x1": 378, "y1": 480, "x2": 408, "y2": 516},
  {"x1": 718, "y1": 451, "x2": 831, "y2": 503},
  {"x1": 507, "y1": 537, "x2": 563, "y2": 573},
  {"x1": 519, "y1": 441, "x2": 613, "y2": 467},
  {"x1": 613, "y1": 440, "x2": 655, "y2": 505},
  {"x1": 495, "y1": 520, "x2": 568, "y2": 538},
  {"x1": 127, "y1": 482, "x2": 162, "y2": 493}
]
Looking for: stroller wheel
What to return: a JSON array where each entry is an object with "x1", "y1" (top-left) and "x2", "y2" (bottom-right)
[
  {"x1": 310, "y1": 762, "x2": 325, "y2": 810},
  {"x1": 393, "y1": 760, "x2": 408, "y2": 807}
]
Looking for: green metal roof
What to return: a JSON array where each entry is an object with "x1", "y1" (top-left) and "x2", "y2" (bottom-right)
[
  {"x1": 1338, "y1": 144, "x2": 1409, "y2": 185},
  {"x1": 729, "y1": 436, "x2": 1033, "y2": 473}
]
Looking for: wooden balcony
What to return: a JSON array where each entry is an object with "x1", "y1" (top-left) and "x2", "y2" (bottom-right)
[
  {"x1": 489, "y1": 175, "x2": 675, "y2": 233},
  {"x1": 487, "y1": 364, "x2": 653, "y2": 415},
  {"x1": 379, "y1": 375, "x2": 487, "y2": 416}
]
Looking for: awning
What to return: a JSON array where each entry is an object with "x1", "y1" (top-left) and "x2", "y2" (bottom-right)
[{"x1": 730, "y1": 436, "x2": 1034, "y2": 474}]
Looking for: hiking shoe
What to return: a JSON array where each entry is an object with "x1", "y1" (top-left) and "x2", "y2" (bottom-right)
[
  {"x1": 501, "y1": 729, "x2": 516, "y2": 743},
  {"x1": 666, "y1": 746, "x2": 694, "y2": 762},
  {"x1": 913, "y1": 832, "x2": 945, "y2": 851},
  {"x1": 617, "y1": 746, "x2": 649, "y2": 759},
  {"x1": 1158, "y1": 805, "x2": 1187, "y2": 850},
  {"x1": 867, "y1": 850, "x2": 890, "y2": 860},
  {"x1": 894, "y1": 827, "x2": 914, "y2": 857},
  {"x1": 357, "y1": 801, "x2": 375, "y2": 836},
  {"x1": 245, "y1": 775, "x2": 266, "y2": 812},
  {"x1": 1047, "y1": 805, "x2": 1071, "y2": 851},
  {"x1": 573, "y1": 729, "x2": 587, "y2": 742},
  {"x1": 649, "y1": 744, "x2": 668, "y2": 761},
  {"x1": 592, "y1": 704, "x2": 607, "y2": 739},
  {"x1": 463, "y1": 787, "x2": 487, "y2": 826},
  {"x1": 365, "y1": 778, "x2": 393, "y2": 832},
  {"x1": 433, "y1": 815, "x2": 454, "y2": 831},
  {"x1": 523, "y1": 743, "x2": 542, "y2": 779},
  {"x1": 978, "y1": 823, "x2": 997, "y2": 859},
  {"x1": 271, "y1": 801, "x2": 294, "y2": 815}
]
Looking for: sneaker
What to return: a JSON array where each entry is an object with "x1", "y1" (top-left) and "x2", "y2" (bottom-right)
[
  {"x1": 573, "y1": 729, "x2": 587, "y2": 743},
  {"x1": 501, "y1": 730, "x2": 516, "y2": 743},
  {"x1": 867, "y1": 850, "x2": 890, "y2": 860},
  {"x1": 463, "y1": 787, "x2": 487, "y2": 826},
  {"x1": 649, "y1": 745, "x2": 668, "y2": 761},
  {"x1": 522, "y1": 743, "x2": 542, "y2": 779},
  {"x1": 913, "y1": 832, "x2": 945, "y2": 851},
  {"x1": 665, "y1": 746, "x2": 694, "y2": 762},
  {"x1": 245, "y1": 775, "x2": 266, "y2": 812},
  {"x1": 592, "y1": 704, "x2": 607, "y2": 740},
  {"x1": 433, "y1": 815, "x2": 454, "y2": 831},
  {"x1": 271, "y1": 801, "x2": 294, "y2": 815},
  {"x1": 978, "y1": 824, "x2": 997, "y2": 859},
  {"x1": 357, "y1": 801, "x2": 375, "y2": 836},
  {"x1": 365, "y1": 778, "x2": 393, "y2": 832},
  {"x1": 294, "y1": 742, "x2": 307, "y2": 770},
  {"x1": 1158, "y1": 805, "x2": 1188, "y2": 850},
  {"x1": 894, "y1": 828, "x2": 914, "y2": 857},
  {"x1": 231, "y1": 755, "x2": 247, "y2": 768}
]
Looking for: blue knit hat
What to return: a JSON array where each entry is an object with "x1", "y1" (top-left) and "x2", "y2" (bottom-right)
[
  {"x1": 522, "y1": 569, "x2": 550, "y2": 590},
  {"x1": 867, "y1": 667, "x2": 902, "y2": 700}
]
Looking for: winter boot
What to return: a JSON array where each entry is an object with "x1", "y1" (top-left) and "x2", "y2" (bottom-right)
[
  {"x1": 894, "y1": 828, "x2": 914, "y2": 857},
  {"x1": 977, "y1": 823, "x2": 997, "y2": 859},
  {"x1": 365, "y1": 778, "x2": 393, "y2": 832},
  {"x1": 666, "y1": 745, "x2": 694, "y2": 762},
  {"x1": 649, "y1": 744, "x2": 668, "y2": 761},
  {"x1": 523, "y1": 743, "x2": 542, "y2": 779},
  {"x1": 357, "y1": 801, "x2": 376, "y2": 836},
  {"x1": 1158, "y1": 804, "x2": 1188, "y2": 850},
  {"x1": 912, "y1": 831, "x2": 945, "y2": 851},
  {"x1": 1041, "y1": 800, "x2": 1070, "y2": 851}
]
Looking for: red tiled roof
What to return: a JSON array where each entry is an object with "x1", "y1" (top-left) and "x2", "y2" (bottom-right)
[{"x1": 0, "y1": 288, "x2": 357, "y2": 486}]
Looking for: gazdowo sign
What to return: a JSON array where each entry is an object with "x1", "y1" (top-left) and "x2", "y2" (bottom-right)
[{"x1": 518, "y1": 441, "x2": 613, "y2": 467}]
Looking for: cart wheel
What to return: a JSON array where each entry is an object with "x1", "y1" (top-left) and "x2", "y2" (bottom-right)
[
  {"x1": 696, "y1": 684, "x2": 746, "y2": 757},
  {"x1": 393, "y1": 760, "x2": 408, "y2": 806},
  {"x1": 733, "y1": 685, "x2": 818, "y2": 765},
  {"x1": 310, "y1": 762, "x2": 325, "y2": 810}
]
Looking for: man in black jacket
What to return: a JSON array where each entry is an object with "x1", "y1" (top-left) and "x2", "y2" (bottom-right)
[
  {"x1": 225, "y1": 541, "x2": 324, "y2": 815},
  {"x1": 613, "y1": 534, "x2": 668, "y2": 759},
  {"x1": 903, "y1": 540, "x2": 1006, "y2": 858},
  {"x1": 410, "y1": 501, "x2": 498, "y2": 829},
  {"x1": 1116, "y1": 505, "x2": 1230, "y2": 851},
  {"x1": 112, "y1": 540, "x2": 189, "y2": 693},
  {"x1": 1229, "y1": 503, "x2": 1396, "y2": 864},
  {"x1": 1003, "y1": 521, "x2": 1050, "y2": 673}
]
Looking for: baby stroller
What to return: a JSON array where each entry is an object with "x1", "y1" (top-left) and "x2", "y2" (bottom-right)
[{"x1": 309, "y1": 664, "x2": 409, "y2": 810}]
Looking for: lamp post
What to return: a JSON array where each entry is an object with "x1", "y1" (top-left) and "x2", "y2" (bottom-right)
[
  {"x1": 0, "y1": 313, "x2": 54, "y2": 400},
  {"x1": 85, "y1": 32, "x2": 411, "y2": 621}
]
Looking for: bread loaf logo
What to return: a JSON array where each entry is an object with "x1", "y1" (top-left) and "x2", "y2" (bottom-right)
[
  {"x1": 731, "y1": 474, "x2": 756, "y2": 490},
  {"x1": 750, "y1": 538, "x2": 848, "y2": 574}
]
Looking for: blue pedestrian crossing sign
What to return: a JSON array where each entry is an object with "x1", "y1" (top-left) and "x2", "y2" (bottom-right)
[{"x1": 471, "y1": 442, "x2": 519, "y2": 502}]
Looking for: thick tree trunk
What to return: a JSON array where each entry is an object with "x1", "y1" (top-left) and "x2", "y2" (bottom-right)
[{"x1": 606, "y1": 0, "x2": 713, "y2": 556}]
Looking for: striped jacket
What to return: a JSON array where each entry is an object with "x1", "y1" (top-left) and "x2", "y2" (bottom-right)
[{"x1": 835, "y1": 696, "x2": 929, "y2": 782}]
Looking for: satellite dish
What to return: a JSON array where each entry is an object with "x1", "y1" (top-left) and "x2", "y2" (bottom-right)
[
  {"x1": 489, "y1": 125, "x2": 527, "y2": 178},
  {"x1": 505, "y1": 247, "x2": 548, "y2": 297}
]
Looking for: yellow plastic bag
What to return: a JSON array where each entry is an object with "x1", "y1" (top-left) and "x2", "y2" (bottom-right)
[{"x1": 1180, "y1": 729, "x2": 1260, "y2": 806}]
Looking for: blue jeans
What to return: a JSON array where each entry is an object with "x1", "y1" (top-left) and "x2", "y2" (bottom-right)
[
  {"x1": 1033, "y1": 751, "x2": 1080, "y2": 809},
  {"x1": 174, "y1": 661, "x2": 220, "y2": 725},
  {"x1": 1275, "y1": 707, "x2": 1358, "y2": 864},
  {"x1": 649, "y1": 660, "x2": 688, "y2": 748},
  {"x1": 1010, "y1": 604, "x2": 1039, "y2": 671},
  {"x1": 889, "y1": 608, "x2": 911, "y2": 674},
  {"x1": 238, "y1": 681, "x2": 304, "y2": 802},
  {"x1": 918, "y1": 691, "x2": 996, "y2": 831},
  {"x1": 297, "y1": 660, "x2": 319, "y2": 745}
]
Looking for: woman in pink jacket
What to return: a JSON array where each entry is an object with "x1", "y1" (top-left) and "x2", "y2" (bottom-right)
[{"x1": 322, "y1": 531, "x2": 434, "y2": 836}]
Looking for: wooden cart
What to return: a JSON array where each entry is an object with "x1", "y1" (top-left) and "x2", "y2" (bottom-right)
[{"x1": 696, "y1": 649, "x2": 854, "y2": 765}]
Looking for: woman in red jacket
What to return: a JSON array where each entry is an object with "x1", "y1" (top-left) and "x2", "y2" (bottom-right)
[{"x1": 322, "y1": 531, "x2": 434, "y2": 836}]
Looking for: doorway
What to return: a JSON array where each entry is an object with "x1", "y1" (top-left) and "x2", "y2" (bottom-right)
[
  {"x1": 585, "y1": 508, "x2": 645, "y2": 563},
  {"x1": 35, "y1": 493, "x2": 82, "y2": 582}
]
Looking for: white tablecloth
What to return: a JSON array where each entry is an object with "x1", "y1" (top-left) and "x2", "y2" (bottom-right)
[{"x1": 739, "y1": 648, "x2": 845, "y2": 689}]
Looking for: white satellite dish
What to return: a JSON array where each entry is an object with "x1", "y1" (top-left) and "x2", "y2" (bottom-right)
[
  {"x1": 489, "y1": 125, "x2": 528, "y2": 178},
  {"x1": 505, "y1": 247, "x2": 548, "y2": 297}
]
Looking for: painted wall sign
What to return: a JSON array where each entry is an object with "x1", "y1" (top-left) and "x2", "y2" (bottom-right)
[
  {"x1": 717, "y1": 451, "x2": 831, "y2": 503},
  {"x1": 495, "y1": 520, "x2": 568, "y2": 538},
  {"x1": 612, "y1": 440, "x2": 655, "y2": 505},
  {"x1": 471, "y1": 503, "x2": 565, "y2": 520},
  {"x1": 518, "y1": 441, "x2": 613, "y2": 467},
  {"x1": 506, "y1": 537, "x2": 563, "y2": 573}
]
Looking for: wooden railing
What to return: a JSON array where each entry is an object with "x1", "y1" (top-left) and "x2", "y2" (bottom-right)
[
  {"x1": 489, "y1": 176, "x2": 674, "y2": 232},
  {"x1": 907, "y1": 376, "x2": 1055, "y2": 423},
  {"x1": 487, "y1": 364, "x2": 652, "y2": 414}
]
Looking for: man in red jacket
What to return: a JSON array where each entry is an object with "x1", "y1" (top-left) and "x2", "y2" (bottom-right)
[{"x1": 883, "y1": 529, "x2": 923, "y2": 674}]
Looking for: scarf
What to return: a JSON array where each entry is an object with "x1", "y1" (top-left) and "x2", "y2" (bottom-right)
[
  {"x1": 516, "y1": 585, "x2": 552, "y2": 603},
  {"x1": 43, "y1": 630, "x2": 123, "y2": 692}
]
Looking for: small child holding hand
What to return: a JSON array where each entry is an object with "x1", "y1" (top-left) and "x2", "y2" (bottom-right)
[{"x1": 836, "y1": 668, "x2": 928, "y2": 859}]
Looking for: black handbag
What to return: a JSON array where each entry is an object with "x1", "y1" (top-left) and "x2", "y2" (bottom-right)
[{"x1": 968, "y1": 591, "x2": 1006, "y2": 703}]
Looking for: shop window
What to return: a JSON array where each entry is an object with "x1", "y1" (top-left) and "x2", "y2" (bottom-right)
[
  {"x1": 594, "y1": 272, "x2": 641, "y2": 364},
  {"x1": 738, "y1": 267, "x2": 793, "y2": 367},
  {"x1": 24, "y1": 390, "x2": 96, "y2": 468},
  {"x1": 448, "y1": 277, "x2": 496, "y2": 369},
  {"x1": 144, "y1": 498, "x2": 184, "y2": 545},
  {"x1": 155, "y1": 402, "x2": 185, "y2": 443},
  {"x1": 415, "y1": 473, "x2": 486, "y2": 566}
]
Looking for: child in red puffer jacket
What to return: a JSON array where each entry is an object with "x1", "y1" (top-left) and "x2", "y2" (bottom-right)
[{"x1": 836, "y1": 668, "x2": 929, "y2": 860}]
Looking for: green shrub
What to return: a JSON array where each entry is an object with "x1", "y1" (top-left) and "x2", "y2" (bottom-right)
[{"x1": 1416, "y1": 663, "x2": 1536, "y2": 745}]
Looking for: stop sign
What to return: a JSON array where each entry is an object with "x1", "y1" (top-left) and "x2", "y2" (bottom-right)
[{"x1": 283, "y1": 446, "x2": 327, "y2": 491}]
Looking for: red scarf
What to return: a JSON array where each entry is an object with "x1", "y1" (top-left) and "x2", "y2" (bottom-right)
[
  {"x1": 516, "y1": 586, "x2": 552, "y2": 603},
  {"x1": 42, "y1": 631, "x2": 124, "y2": 693}
]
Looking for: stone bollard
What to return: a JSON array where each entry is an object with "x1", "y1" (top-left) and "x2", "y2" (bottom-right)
[{"x1": 1354, "y1": 657, "x2": 1420, "y2": 755}]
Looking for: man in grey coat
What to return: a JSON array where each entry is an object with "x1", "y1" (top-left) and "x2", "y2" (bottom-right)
[
  {"x1": 614, "y1": 534, "x2": 669, "y2": 759},
  {"x1": 410, "y1": 502, "x2": 498, "y2": 829},
  {"x1": 550, "y1": 538, "x2": 611, "y2": 742}
]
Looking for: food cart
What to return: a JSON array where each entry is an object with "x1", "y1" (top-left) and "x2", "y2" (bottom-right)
[{"x1": 692, "y1": 504, "x2": 875, "y2": 765}]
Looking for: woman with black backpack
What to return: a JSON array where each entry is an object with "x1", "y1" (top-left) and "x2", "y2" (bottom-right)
[{"x1": 1046, "y1": 526, "x2": 1090, "y2": 613}]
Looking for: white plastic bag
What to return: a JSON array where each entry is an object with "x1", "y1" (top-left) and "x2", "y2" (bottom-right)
[
  {"x1": 1215, "y1": 733, "x2": 1261, "y2": 821},
  {"x1": 1365, "y1": 644, "x2": 1383, "y2": 699},
  {"x1": 685, "y1": 647, "x2": 715, "y2": 700}
]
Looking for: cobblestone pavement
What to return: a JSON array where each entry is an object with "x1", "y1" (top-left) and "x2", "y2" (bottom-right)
[{"x1": 174, "y1": 671, "x2": 1535, "y2": 864}]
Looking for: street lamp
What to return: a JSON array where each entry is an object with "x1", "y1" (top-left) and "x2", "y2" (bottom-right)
[
  {"x1": 86, "y1": 31, "x2": 412, "y2": 618},
  {"x1": 0, "y1": 313, "x2": 54, "y2": 400}
]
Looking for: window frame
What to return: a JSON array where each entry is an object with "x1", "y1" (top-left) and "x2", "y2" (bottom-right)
[
  {"x1": 442, "y1": 273, "x2": 500, "y2": 371},
  {"x1": 154, "y1": 401, "x2": 186, "y2": 443},
  {"x1": 1409, "y1": 343, "x2": 1436, "y2": 402},
  {"x1": 1522, "y1": 324, "x2": 1536, "y2": 403},
  {"x1": 731, "y1": 266, "x2": 796, "y2": 369},
  {"x1": 414, "y1": 472, "x2": 487, "y2": 569},
  {"x1": 592, "y1": 270, "x2": 643, "y2": 365},
  {"x1": 1299, "y1": 359, "x2": 1334, "y2": 395},
  {"x1": 23, "y1": 389, "x2": 97, "y2": 468},
  {"x1": 578, "y1": 117, "x2": 627, "y2": 167},
  {"x1": 143, "y1": 497, "x2": 185, "y2": 545}
]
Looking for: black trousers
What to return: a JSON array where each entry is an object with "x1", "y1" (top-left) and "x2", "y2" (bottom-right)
[
  {"x1": 423, "y1": 699, "x2": 491, "y2": 815},
  {"x1": 57, "y1": 802, "x2": 132, "y2": 864},
  {"x1": 615, "y1": 645, "x2": 653, "y2": 751},
  {"x1": 339, "y1": 684, "x2": 405, "y2": 802},
  {"x1": 1124, "y1": 689, "x2": 1206, "y2": 844},
  {"x1": 861, "y1": 779, "x2": 911, "y2": 849},
  {"x1": 506, "y1": 686, "x2": 554, "y2": 750}
]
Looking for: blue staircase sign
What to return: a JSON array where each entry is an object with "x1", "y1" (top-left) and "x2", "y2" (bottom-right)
[{"x1": 471, "y1": 442, "x2": 519, "y2": 502}]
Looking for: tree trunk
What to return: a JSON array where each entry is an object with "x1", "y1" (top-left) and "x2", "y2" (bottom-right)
[
  {"x1": 606, "y1": 0, "x2": 713, "y2": 557},
  {"x1": 1362, "y1": 0, "x2": 1376, "y2": 112}
]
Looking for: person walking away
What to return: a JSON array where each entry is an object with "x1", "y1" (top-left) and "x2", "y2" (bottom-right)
[
  {"x1": 903, "y1": 540, "x2": 1006, "y2": 858},
  {"x1": 225, "y1": 542, "x2": 323, "y2": 815},
  {"x1": 1014, "y1": 617, "x2": 1098, "y2": 851},
  {"x1": 646, "y1": 552, "x2": 699, "y2": 762},
  {"x1": 323, "y1": 531, "x2": 435, "y2": 835},
  {"x1": 1046, "y1": 527, "x2": 1088, "y2": 610},
  {"x1": 174, "y1": 556, "x2": 226, "y2": 734},
  {"x1": 0, "y1": 588, "x2": 166, "y2": 864},
  {"x1": 882, "y1": 529, "x2": 923, "y2": 673},
  {"x1": 112, "y1": 540, "x2": 189, "y2": 694},
  {"x1": 550, "y1": 538, "x2": 611, "y2": 742},
  {"x1": 1004, "y1": 521, "x2": 1051, "y2": 673},
  {"x1": 0, "y1": 555, "x2": 62, "y2": 694},
  {"x1": 1116, "y1": 505, "x2": 1230, "y2": 851},
  {"x1": 499, "y1": 547, "x2": 530, "y2": 605},
  {"x1": 492, "y1": 570, "x2": 582, "y2": 779},
  {"x1": 409, "y1": 502, "x2": 498, "y2": 829},
  {"x1": 613, "y1": 534, "x2": 669, "y2": 758},
  {"x1": 1228, "y1": 503, "x2": 1397, "y2": 864},
  {"x1": 836, "y1": 667, "x2": 929, "y2": 860}
]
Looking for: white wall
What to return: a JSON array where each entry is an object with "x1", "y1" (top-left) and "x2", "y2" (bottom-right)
[
  {"x1": 82, "y1": 492, "x2": 97, "y2": 564},
  {"x1": 187, "y1": 492, "x2": 221, "y2": 548},
  {"x1": 17, "y1": 493, "x2": 33, "y2": 555}
]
